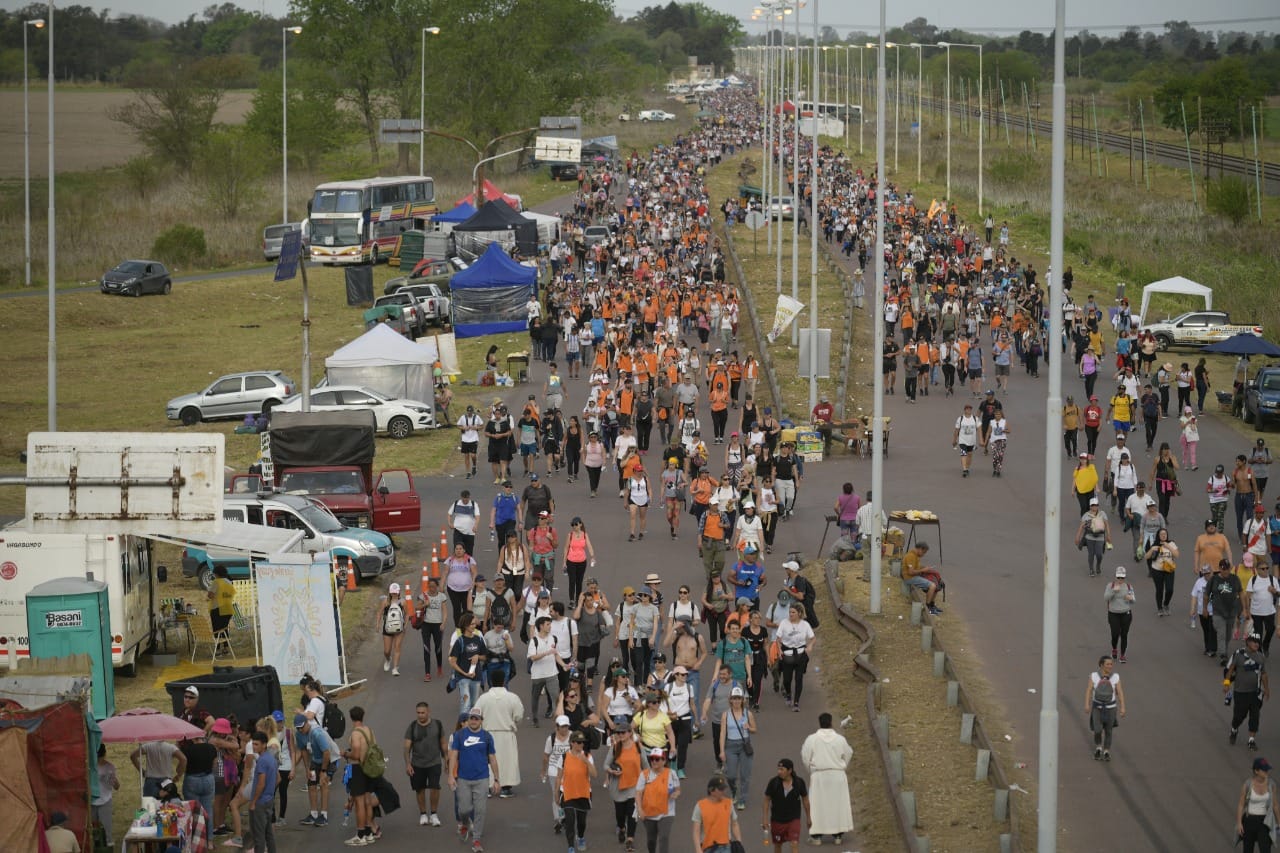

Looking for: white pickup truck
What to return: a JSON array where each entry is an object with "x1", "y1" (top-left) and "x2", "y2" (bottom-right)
[{"x1": 1141, "y1": 310, "x2": 1262, "y2": 350}]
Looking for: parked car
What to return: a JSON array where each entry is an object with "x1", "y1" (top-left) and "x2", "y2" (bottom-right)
[
  {"x1": 1244, "y1": 366, "x2": 1280, "y2": 431},
  {"x1": 396, "y1": 283, "x2": 451, "y2": 327},
  {"x1": 617, "y1": 112, "x2": 632, "y2": 122},
  {"x1": 166, "y1": 370, "x2": 295, "y2": 425},
  {"x1": 766, "y1": 195, "x2": 795, "y2": 220},
  {"x1": 262, "y1": 222, "x2": 303, "y2": 260},
  {"x1": 272, "y1": 386, "x2": 435, "y2": 438},
  {"x1": 638, "y1": 110, "x2": 676, "y2": 122},
  {"x1": 383, "y1": 257, "x2": 460, "y2": 295},
  {"x1": 374, "y1": 291, "x2": 427, "y2": 338},
  {"x1": 549, "y1": 162, "x2": 580, "y2": 181},
  {"x1": 100, "y1": 260, "x2": 171, "y2": 296},
  {"x1": 1140, "y1": 311, "x2": 1262, "y2": 351}
]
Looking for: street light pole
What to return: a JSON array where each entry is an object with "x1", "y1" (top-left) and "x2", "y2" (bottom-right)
[
  {"x1": 419, "y1": 26, "x2": 440, "y2": 176},
  {"x1": 939, "y1": 41, "x2": 985, "y2": 214},
  {"x1": 807, "y1": 0, "x2": 819, "y2": 411},
  {"x1": 910, "y1": 44, "x2": 923, "y2": 184},
  {"x1": 869, "y1": 0, "x2": 887, "y2": 615},
  {"x1": 23, "y1": 18, "x2": 45, "y2": 289},
  {"x1": 944, "y1": 43, "x2": 952, "y2": 199},
  {"x1": 46, "y1": 0, "x2": 56, "y2": 431},
  {"x1": 281, "y1": 25, "x2": 301, "y2": 224}
]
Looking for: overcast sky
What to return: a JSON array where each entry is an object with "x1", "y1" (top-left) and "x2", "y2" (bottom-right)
[{"x1": 4, "y1": 0, "x2": 1276, "y2": 34}]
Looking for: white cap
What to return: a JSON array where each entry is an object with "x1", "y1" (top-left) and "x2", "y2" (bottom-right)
[
  {"x1": 782, "y1": 560, "x2": 801, "y2": 572},
  {"x1": 730, "y1": 686, "x2": 745, "y2": 698},
  {"x1": 1088, "y1": 497, "x2": 1099, "y2": 506},
  {"x1": 555, "y1": 715, "x2": 571, "y2": 727},
  {"x1": 389, "y1": 582, "x2": 401, "y2": 594}
]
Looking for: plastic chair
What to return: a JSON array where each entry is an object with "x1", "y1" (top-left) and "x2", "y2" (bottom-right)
[{"x1": 188, "y1": 613, "x2": 236, "y2": 664}]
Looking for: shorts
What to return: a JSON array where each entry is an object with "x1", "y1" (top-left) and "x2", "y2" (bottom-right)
[
  {"x1": 409, "y1": 764, "x2": 442, "y2": 792},
  {"x1": 520, "y1": 442, "x2": 539, "y2": 457},
  {"x1": 1112, "y1": 420, "x2": 1130, "y2": 433},
  {"x1": 348, "y1": 763, "x2": 370, "y2": 796},
  {"x1": 565, "y1": 351, "x2": 579, "y2": 364},
  {"x1": 461, "y1": 440, "x2": 478, "y2": 455},
  {"x1": 308, "y1": 762, "x2": 337, "y2": 787},
  {"x1": 968, "y1": 368, "x2": 983, "y2": 379},
  {"x1": 771, "y1": 819, "x2": 802, "y2": 843},
  {"x1": 906, "y1": 576, "x2": 933, "y2": 591},
  {"x1": 957, "y1": 443, "x2": 975, "y2": 457},
  {"x1": 994, "y1": 364, "x2": 1010, "y2": 376},
  {"x1": 488, "y1": 442, "x2": 511, "y2": 463}
]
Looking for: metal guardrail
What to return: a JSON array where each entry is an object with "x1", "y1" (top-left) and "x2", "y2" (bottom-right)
[{"x1": 721, "y1": 228, "x2": 788, "y2": 421}]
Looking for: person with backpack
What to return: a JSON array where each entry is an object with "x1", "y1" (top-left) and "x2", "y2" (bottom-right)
[
  {"x1": 1104, "y1": 567, "x2": 1137, "y2": 663},
  {"x1": 1226, "y1": 632, "x2": 1272, "y2": 752},
  {"x1": 1083, "y1": 655, "x2": 1126, "y2": 762},
  {"x1": 1246, "y1": 560, "x2": 1280, "y2": 655},
  {"x1": 1212, "y1": 559, "x2": 1246, "y2": 666},
  {"x1": 1075, "y1": 498, "x2": 1113, "y2": 578},
  {"x1": 403, "y1": 702, "x2": 447, "y2": 827},
  {"x1": 378, "y1": 583, "x2": 412, "y2": 677},
  {"x1": 341, "y1": 706, "x2": 379, "y2": 846}
]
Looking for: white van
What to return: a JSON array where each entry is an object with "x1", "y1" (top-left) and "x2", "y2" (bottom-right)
[{"x1": 0, "y1": 523, "x2": 154, "y2": 674}]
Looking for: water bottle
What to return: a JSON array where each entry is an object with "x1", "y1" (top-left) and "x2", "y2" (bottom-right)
[
  {"x1": 490, "y1": 528, "x2": 496, "y2": 544},
  {"x1": 342, "y1": 807, "x2": 351, "y2": 826}
]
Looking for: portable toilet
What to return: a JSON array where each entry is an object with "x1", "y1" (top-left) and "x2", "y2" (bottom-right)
[{"x1": 26, "y1": 577, "x2": 114, "y2": 720}]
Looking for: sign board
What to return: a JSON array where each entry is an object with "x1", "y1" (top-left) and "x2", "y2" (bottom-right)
[
  {"x1": 274, "y1": 229, "x2": 302, "y2": 282},
  {"x1": 798, "y1": 329, "x2": 832, "y2": 378},
  {"x1": 44, "y1": 609, "x2": 84, "y2": 629},
  {"x1": 744, "y1": 211, "x2": 767, "y2": 231},
  {"x1": 379, "y1": 118, "x2": 423, "y2": 145},
  {"x1": 255, "y1": 555, "x2": 342, "y2": 687},
  {"x1": 795, "y1": 429, "x2": 824, "y2": 462},
  {"x1": 25, "y1": 432, "x2": 225, "y2": 534},
  {"x1": 539, "y1": 116, "x2": 582, "y2": 138},
  {"x1": 535, "y1": 136, "x2": 581, "y2": 163}
]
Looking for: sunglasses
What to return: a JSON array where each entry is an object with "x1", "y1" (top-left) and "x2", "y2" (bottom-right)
[{"x1": 648, "y1": 756, "x2": 665, "y2": 762}]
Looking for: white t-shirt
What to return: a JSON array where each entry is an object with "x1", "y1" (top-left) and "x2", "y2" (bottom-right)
[
  {"x1": 1246, "y1": 518, "x2": 1270, "y2": 556},
  {"x1": 544, "y1": 734, "x2": 572, "y2": 775},
  {"x1": 528, "y1": 633, "x2": 560, "y2": 679},
  {"x1": 776, "y1": 618, "x2": 815, "y2": 651},
  {"x1": 450, "y1": 500, "x2": 479, "y2": 535},
  {"x1": 1248, "y1": 574, "x2": 1279, "y2": 617},
  {"x1": 549, "y1": 617, "x2": 578, "y2": 661},
  {"x1": 458, "y1": 413, "x2": 484, "y2": 444},
  {"x1": 954, "y1": 415, "x2": 979, "y2": 446},
  {"x1": 989, "y1": 418, "x2": 1009, "y2": 442},
  {"x1": 734, "y1": 515, "x2": 763, "y2": 547}
]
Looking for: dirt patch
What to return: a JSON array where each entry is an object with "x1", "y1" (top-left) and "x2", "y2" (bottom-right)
[{"x1": 808, "y1": 559, "x2": 1018, "y2": 852}]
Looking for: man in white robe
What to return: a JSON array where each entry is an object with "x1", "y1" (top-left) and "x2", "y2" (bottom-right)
[
  {"x1": 472, "y1": 669, "x2": 525, "y2": 796},
  {"x1": 800, "y1": 712, "x2": 854, "y2": 844}
]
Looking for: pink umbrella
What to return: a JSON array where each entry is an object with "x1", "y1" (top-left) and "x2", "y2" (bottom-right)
[{"x1": 99, "y1": 708, "x2": 204, "y2": 743}]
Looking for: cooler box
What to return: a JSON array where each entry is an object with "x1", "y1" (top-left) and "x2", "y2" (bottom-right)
[
  {"x1": 780, "y1": 428, "x2": 798, "y2": 445},
  {"x1": 26, "y1": 577, "x2": 114, "y2": 720},
  {"x1": 166, "y1": 665, "x2": 283, "y2": 724}
]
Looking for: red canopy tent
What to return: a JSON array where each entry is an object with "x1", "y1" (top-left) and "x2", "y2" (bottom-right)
[{"x1": 454, "y1": 179, "x2": 521, "y2": 210}]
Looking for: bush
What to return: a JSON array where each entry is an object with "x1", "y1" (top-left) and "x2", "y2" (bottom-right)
[
  {"x1": 151, "y1": 225, "x2": 207, "y2": 267},
  {"x1": 1206, "y1": 177, "x2": 1251, "y2": 226},
  {"x1": 987, "y1": 151, "x2": 1040, "y2": 185}
]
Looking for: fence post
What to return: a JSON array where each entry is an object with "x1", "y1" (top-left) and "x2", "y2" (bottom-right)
[
  {"x1": 889, "y1": 749, "x2": 904, "y2": 785},
  {"x1": 910, "y1": 601, "x2": 923, "y2": 624},
  {"x1": 946, "y1": 681, "x2": 960, "y2": 707},
  {"x1": 993, "y1": 788, "x2": 1010, "y2": 821},
  {"x1": 975, "y1": 748, "x2": 991, "y2": 781},
  {"x1": 960, "y1": 712, "x2": 975, "y2": 745},
  {"x1": 900, "y1": 791, "x2": 918, "y2": 827},
  {"x1": 920, "y1": 625, "x2": 933, "y2": 652},
  {"x1": 933, "y1": 651, "x2": 946, "y2": 678}
]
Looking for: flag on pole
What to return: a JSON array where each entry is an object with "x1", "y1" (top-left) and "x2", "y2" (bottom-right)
[{"x1": 767, "y1": 295, "x2": 806, "y2": 343}]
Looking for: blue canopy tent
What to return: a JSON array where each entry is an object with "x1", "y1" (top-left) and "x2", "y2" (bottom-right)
[
  {"x1": 431, "y1": 202, "x2": 477, "y2": 225},
  {"x1": 449, "y1": 242, "x2": 538, "y2": 338}
]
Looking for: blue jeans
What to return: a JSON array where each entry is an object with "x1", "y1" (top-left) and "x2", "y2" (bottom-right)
[
  {"x1": 182, "y1": 772, "x2": 215, "y2": 840},
  {"x1": 724, "y1": 739, "x2": 753, "y2": 805},
  {"x1": 458, "y1": 678, "x2": 482, "y2": 715}
]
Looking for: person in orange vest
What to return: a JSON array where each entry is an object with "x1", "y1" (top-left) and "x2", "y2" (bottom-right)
[
  {"x1": 558, "y1": 731, "x2": 597, "y2": 851},
  {"x1": 691, "y1": 774, "x2": 741, "y2": 852},
  {"x1": 635, "y1": 747, "x2": 681, "y2": 853},
  {"x1": 727, "y1": 355, "x2": 743, "y2": 409},
  {"x1": 709, "y1": 382, "x2": 730, "y2": 445}
]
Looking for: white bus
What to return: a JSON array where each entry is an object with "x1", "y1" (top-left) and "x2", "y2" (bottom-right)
[{"x1": 307, "y1": 176, "x2": 438, "y2": 265}]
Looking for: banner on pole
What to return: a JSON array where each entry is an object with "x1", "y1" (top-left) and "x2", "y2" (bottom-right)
[
  {"x1": 767, "y1": 295, "x2": 806, "y2": 343},
  {"x1": 255, "y1": 555, "x2": 342, "y2": 686}
]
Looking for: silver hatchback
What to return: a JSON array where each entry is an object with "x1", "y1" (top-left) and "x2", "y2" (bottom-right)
[
  {"x1": 262, "y1": 222, "x2": 303, "y2": 260},
  {"x1": 166, "y1": 370, "x2": 296, "y2": 425}
]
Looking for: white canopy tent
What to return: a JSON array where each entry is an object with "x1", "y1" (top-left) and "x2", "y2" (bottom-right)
[
  {"x1": 325, "y1": 324, "x2": 436, "y2": 403},
  {"x1": 1138, "y1": 276, "x2": 1213, "y2": 323}
]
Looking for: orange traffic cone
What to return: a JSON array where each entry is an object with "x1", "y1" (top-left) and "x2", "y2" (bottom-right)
[
  {"x1": 439, "y1": 527, "x2": 448, "y2": 558},
  {"x1": 431, "y1": 554, "x2": 440, "y2": 580},
  {"x1": 345, "y1": 563, "x2": 357, "y2": 591}
]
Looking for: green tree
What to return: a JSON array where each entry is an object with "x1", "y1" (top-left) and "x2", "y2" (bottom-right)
[
  {"x1": 1206, "y1": 177, "x2": 1251, "y2": 226},
  {"x1": 107, "y1": 54, "x2": 244, "y2": 173},
  {"x1": 244, "y1": 58, "x2": 355, "y2": 171},
  {"x1": 192, "y1": 125, "x2": 267, "y2": 218}
]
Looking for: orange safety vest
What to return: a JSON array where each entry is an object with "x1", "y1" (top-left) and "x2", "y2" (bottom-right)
[
  {"x1": 559, "y1": 751, "x2": 592, "y2": 801},
  {"x1": 619, "y1": 388, "x2": 635, "y2": 416},
  {"x1": 617, "y1": 741, "x2": 642, "y2": 790},
  {"x1": 701, "y1": 511, "x2": 724, "y2": 540},
  {"x1": 695, "y1": 797, "x2": 733, "y2": 847},
  {"x1": 639, "y1": 768, "x2": 672, "y2": 818}
]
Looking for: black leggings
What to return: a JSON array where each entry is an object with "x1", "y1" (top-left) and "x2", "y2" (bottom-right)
[
  {"x1": 711, "y1": 408, "x2": 729, "y2": 440},
  {"x1": 447, "y1": 588, "x2": 469, "y2": 623},
  {"x1": 1064, "y1": 429, "x2": 1078, "y2": 457},
  {"x1": 275, "y1": 769, "x2": 290, "y2": 818},
  {"x1": 562, "y1": 799, "x2": 589, "y2": 847},
  {"x1": 671, "y1": 715, "x2": 693, "y2": 772},
  {"x1": 587, "y1": 466, "x2": 603, "y2": 492},
  {"x1": 1107, "y1": 611, "x2": 1132, "y2": 655},
  {"x1": 1255, "y1": 613, "x2": 1277, "y2": 655},
  {"x1": 566, "y1": 450, "x2": 581, "y2": 480},
  {"x1": 1243, "y1": 813, "x2": 1273, "y2": 853},
  {"x1": 421, "y1": 622, "x2": 444, "y2": 671},
  {"x1": 748, "y1": 660, "x2": 767, "y2": 706},
  {"x1": 781, "y1": 656, "x2": 807, "y2": 704},
  {"x1": 1232, "y1": 690, "x2": 1264, "y2": 734},
  {"x1": 566, "y1": 560, "x2": 587, "y2": 603},
  {"x1": 1151, "y1": 571, "x2": 1175, "y2": 610},
  {"x1": 613, "y1": 798, "x2": 637, "y2": 839}
]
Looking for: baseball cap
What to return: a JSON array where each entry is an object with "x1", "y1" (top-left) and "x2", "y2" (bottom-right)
[
  {"x1": 743, "y1": 544, "x2": 759, "y2": 554},
  {"x1": 1249, "y1": 633, "x2": 1263, "y2": 644},
  {"x1": 272, "y1": 710, "x2": 285, "y2": 724},
  {"x1": 1114, "y1": 567, "x2": 1126, "y2": 578},
  {"x1": 555, "y1": 715, "x2": 571, "y2": 727},
  {"x1": 293, "y1": 713, "x2": 309, "y2": 729},
  {"x1": 730, "y1": 686, "x2": 745, "y2": 698},
  {"x1": 49, "y1": 812, "x2": 68, "y2": 827},
  {"x1": 1089, "y1": 497, "x2": 1099, "y2": 505},
  {"x1": 735, "y1": 596, "x2": 752, "y2": 608},
  {"x1": 502, "y1": 480, "x2": 513, "y2": 487},
  {"x1": 474, "y1": 574, "x2": 487, "y2": 583},
  {"x1": 1256, "y1": 757, "x2": 1273, "y2": 772},
  {"x1": 531, "y1": 473, "x2": 540, "y2": 480},
  {"x1": 648, "y1": 747, "x2": 666, "y2": 759},
  {"x1": 672, "y1": 665, "x2": 689, "y2": 675},
  {"x1": 184, "y1": 686, "x2": 199, "y2": 699},
  {"x1": 539, "y1": 509, "x2": 550, "y2": 517},
  {"x1": 570, "y1": 731, "x2": 587, "y2": 743},
  {"x1": 782, "y1": 560, "x2": 801, "y2": 572},
  {"x1": 468, "y1": 708, "x2": 484, "y2": 719},
  {"x1": 389, "y1": 582, "x2": 401, "y2": 594},
  {"x1": 622, "y1": 586, "x2": 636, "y2": 595}
]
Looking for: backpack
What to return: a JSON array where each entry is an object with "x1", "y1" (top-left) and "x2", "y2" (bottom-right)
[
  {"x1": 491, "y1": 594, "x2": 513, "y2": 629},
  {"x1": 320, "y1": 696, "x2": 347, "y2": 739},
  {"x1": 384, "y1": 601, "x2": 405, "y2": 635},
  {"x1": 359, "y1": 728, "x2": 386, "y2": 778}
]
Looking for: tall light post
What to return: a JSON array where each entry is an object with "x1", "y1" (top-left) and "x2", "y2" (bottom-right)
[
  {"x1": 419, "y1": 26, "x2": 441, "y2": 176},
  {"x1": 46, "y1": 0, "x2": 56, "y2": 430},
  {"x1": 281, "y1": 25, "x2": 301, "y2": 224},
  {"x1": 807, "y1": 0, "x2": 820, "y2": 411},
  {"x1": 869, "y1": 0, "x2": 887, "y2": 615},
  {"x1": 939, "y1": 41, "x2": 984, "y2": 215},
  {"x1": 23, "y1": 17, "x2": 45, "y2": 289},
  {"x1": 856, "y1": 45, "x2": 865, "y2": 154},
  {"x1": 909, "y1": 44, "x2": 924, "y2": 184}
]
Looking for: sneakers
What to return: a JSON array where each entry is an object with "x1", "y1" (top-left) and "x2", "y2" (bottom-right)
[
  {"x1": 314, "y1": 815, "x2": 329, "y2": 828},
  {"x1": 1250, "y1": 738, "x2": 1260, "y2": 751},
  {"x1": 213, "y1": 826, "x2": 232, "y2": 837},
  {"x1": 299, "y1": 815, "x2": 318, "y2": 827},
  {"x1": 1102, "y1": 750, "x2": 1111, "y2": 761},
  {"x1": 393, "y1": 667, "x2": 401, "y2": 676},
  {"x1": 472, "y1": 841, "x2": 485, "y2": 853},
  {"x1": 1093, "y1": 747, "x2": 1103, "y2": 760},
  {"x1": 458, "y1": 822, "x2": 471, "y2": 842},
  {"x1": 343, "y1": 835, "x2": 371, "y2": 847},
  {"x1": 1231, "y1": 727, "x2": 1240, "y2": 745},
  {"x1": 420, "y1": 813, "x2": 430, "y2": 826},
  {"x1": 383, "y1": 659, "x2": 391, "y2": 672},
  {"x1": 223, "y1": 838, "x2": 244, "y2": 848},
  {"x1": 499, "y1": 787, "x2": 515, "y2": 798},
  {"x1": 928, "y1": 605, "x2": 943, "y2": 615},
  {"x1": 429, "y1": 814, "x2": 441, "y2": 827}
]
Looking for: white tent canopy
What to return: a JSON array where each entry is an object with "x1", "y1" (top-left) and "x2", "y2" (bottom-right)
[
  {"x1": 325, "y1": 324, "x2": 436, "y2": 403},
  {"x1": 1138, "y1": 276, "x2": 1213, "y2": 323}
]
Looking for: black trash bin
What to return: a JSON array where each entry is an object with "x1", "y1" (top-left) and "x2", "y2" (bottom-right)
[{"x1": 165, "y1": 665, "x2": 283, "y2": 725}]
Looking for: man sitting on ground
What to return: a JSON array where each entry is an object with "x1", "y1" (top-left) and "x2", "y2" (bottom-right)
[{"x1": 901, "y1": 543, "x2": 944, "y2": 615}]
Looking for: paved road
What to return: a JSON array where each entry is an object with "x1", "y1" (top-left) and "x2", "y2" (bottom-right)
[
  {"x1": 829, "y1": 273, "x2": 1263, "y2": 849},
  {"x1": 270, "y1": 344, "x2": 862, "y2": 851}
]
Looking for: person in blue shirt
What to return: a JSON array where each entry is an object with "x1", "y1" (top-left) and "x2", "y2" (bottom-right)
[
  {"x1": 293, "y1": 715, "x2": 340, "y2": 827},
  {"x1": 724, "y1": 546, "x2": 767, "y2": 606},
  {"x1": 448, "y1": 708, "x2": 501, "y2": 850},
  {"x1": 490, "y1": 481, "x2": 520, "y2": 553},
  {"x1": 248, "y1": 731, "x2": 279, "y2": 853}
]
